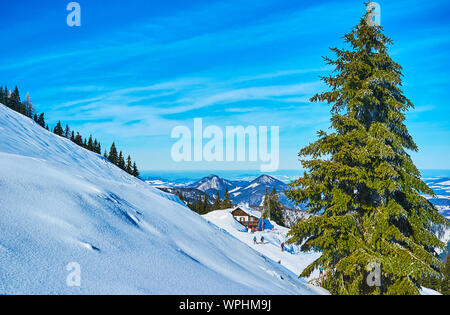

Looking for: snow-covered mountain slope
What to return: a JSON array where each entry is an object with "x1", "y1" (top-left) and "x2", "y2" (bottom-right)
[
  {"x1": 188, "y1": 174, "x2": 236, "y2": 196},
  {"x1": 0, "y1": 104, "x2": 323, "y2": 294},
  {"x1": 203, "y1": 210, "x2": 328, "y2": 294},
  {"x1": 231, "y1": 175, "x2": 299, "y2": 208}
]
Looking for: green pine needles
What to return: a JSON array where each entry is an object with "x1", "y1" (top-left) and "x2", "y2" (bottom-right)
[{"x1": 285, "y1": 10, "x2": 448, "y2": 295}]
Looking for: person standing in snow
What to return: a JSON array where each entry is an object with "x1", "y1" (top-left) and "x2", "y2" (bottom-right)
[
  {"x1": 260, "y1": 236, "x2": 264, "y2": 244},
  {"x1": 281, "y1": 242, "x2": 285, "y2": 252},
  {"x1": 253, "y1": 236, "x2": 257, "y2": 245}
]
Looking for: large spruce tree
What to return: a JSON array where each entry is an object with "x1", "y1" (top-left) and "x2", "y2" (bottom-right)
[{"x1": 286, "y1": 10, "x2": 447, "y2": 295}]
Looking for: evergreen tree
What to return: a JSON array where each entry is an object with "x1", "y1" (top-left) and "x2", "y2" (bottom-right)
[
  {"x1": 0, "y1": 86, "x2": 4, "y2": 104},
  {"x1": 222, "y1": 187, "x2": 233, "y2": 209},
  {"x1": 53, "y1": 121, "x2": 64, "y2": 136},
  {"x1": 108, "y1": 142, "x2": 118, "y2": 165},
  {"x1": 285, "y1": 9, "x2": 447, "y2": 295},
  {"x1": 200, "y1": 194, "x2": 211, "y2": 215},
  {"x1": 37, "y1": 113, "x2": 45, "y2": 128},
  {"x1": 213, "y1": 191, "x2": 222, "y2": 210},
  {"x1": 70, "y1": 131, "x2": 75, "y2": 142},
  {"x1": 87, "y1": 135, "x2": 94, "y2": 151},
  {"x1": 24, "y1": 92, "x2": 33, "y2": 117},
  {"x1": 126, "y1": 155, "x2": 132, "y2": 174},
  {"x1": 132, "y1": 162, "x2": 140, "y2": 177},
  {"x1": 118, "y1": 151, "x2": 125, "y2": 170},
  {"x1": 269, "y1": 187, "x2": 285, "y2": 226},
  {"x1": 3, "y1": 86, "x2": 9, "y2": 105},
  {"x1": 3, "y1": 85, "x2": 9, "y2": 104},
  {"x1": 96, "y1": 141, "x2": 102, "y2": 154},
  {"x1": 190, "y1": 196, "x2": 203, "y2": 213},
  {"x1": 10, "y1": 86, "x2": 20, "y2": 112},
  {"x1": 93, "y1": 139, "x2": 98, "y2": 152},
  {"x1": 443, "y1": 255, "x2": 450, "y2": 295},
  {"x1": 74, "y1": 133, "x2": 83, "y2": 146},
  {"x1": 3, "y1": 85, "x2": 9, "y2": 102},
  {"x1": 64, "y1": 124, "x2": 70, "y2": 138}
]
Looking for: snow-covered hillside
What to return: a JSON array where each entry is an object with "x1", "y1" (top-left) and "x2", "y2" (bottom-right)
[
  {"x1": 0, "y1": 104, "x2": 324, "y2": 295},
  {"x1": 202, "y1": 210, "x2": 324, "y2": 284}
]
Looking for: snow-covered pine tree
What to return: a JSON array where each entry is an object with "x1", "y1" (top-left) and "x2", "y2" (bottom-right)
[{"x1": 286, "y1": 9, "x2": 447, "y2": 295}]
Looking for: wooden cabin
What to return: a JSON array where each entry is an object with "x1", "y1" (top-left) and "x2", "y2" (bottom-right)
[{"x1": 231, "y1": 204, "x2": 261, "y2": 230}]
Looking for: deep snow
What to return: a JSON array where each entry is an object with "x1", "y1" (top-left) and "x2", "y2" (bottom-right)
[
  {"x1": 203, "y1": 210, "x2": 324, "y2": 282},
  {"x1": 0, "y1": 104, "x2": 324, "y2": 295}
]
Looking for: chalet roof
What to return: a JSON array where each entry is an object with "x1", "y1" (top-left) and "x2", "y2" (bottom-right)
[{"x1": 232, "y1": 203, "x2": 262, "y2": 219}]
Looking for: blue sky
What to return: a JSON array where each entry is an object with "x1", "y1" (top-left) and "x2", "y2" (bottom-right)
[{"x1": 1, "y1": 0, "x2": 450, "y2": 171}]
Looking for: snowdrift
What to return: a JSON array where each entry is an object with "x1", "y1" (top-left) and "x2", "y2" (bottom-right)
[{"x1": 0, "y1": 104, "x2": 323, "y2": 294}]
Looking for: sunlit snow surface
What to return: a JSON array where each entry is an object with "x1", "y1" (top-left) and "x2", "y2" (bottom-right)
[{"x1": 0, "y1": 104, "x2": 324, "y2": 295}]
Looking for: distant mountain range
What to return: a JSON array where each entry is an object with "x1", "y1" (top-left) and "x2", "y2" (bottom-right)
[
  {"x1": 147, "y1": 174, "x2": 303, "y2": 209},
  {"x1": 187, "y1": 174, "x2": 236, "y2": 196},
  {"x1": 143, "y1": 173, "x2": 450, "y2": 257},
  {"x1": 228, "y1": 175, "x2": 295, "y2": 207},
  {"x1": 144, "y1": 174, "x2": 450, "y2": 219},
  {"x1": 423, "y1": 177, "x2": 450, "y2": 220}
]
